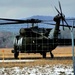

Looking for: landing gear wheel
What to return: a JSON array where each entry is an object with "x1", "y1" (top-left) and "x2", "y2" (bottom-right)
[
  {"x1": 42, "y1": 52, "x2": 46, "y2": 58},
  {"x1": 50, "y1": 51, "x2": 54, "y2": 58},
  {"x1": 14, "y1": 51, "x2": 19, "y2": 59}
]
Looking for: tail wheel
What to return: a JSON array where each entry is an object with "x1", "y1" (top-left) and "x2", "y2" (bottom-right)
[
  {"x1": 42, "y1": 52, "x2": 46, "y2": 58},
  {"x1": 14, "y1": 51, "x2": 19, "y2": 59}
]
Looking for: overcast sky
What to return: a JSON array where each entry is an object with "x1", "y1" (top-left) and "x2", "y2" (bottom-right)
[{"x1": 0, "y1": 0, "x2": 75, "y2": 18}]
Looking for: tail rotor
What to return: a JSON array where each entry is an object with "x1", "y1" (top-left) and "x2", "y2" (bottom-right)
[{"x1": 55, "y1": 1, "x2": 71, "y2": 30}]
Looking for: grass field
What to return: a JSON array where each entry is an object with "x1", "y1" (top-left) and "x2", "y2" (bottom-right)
[
  {"x1": 0, "y1": 46, "x2": 73, "y2": 58},
  {"x1": 0, "y1": 46, "x2": 73, "y2": 67}
]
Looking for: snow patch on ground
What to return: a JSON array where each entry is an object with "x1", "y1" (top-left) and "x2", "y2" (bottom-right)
[
  {"x1": 0, "y1": 64, "x2": 73, "y2": 75},
  {"x1": 0, "y1": 60, "x2": 35, "y2": 63}
]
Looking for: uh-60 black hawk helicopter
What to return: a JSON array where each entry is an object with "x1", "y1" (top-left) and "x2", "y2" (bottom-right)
[{"x1": 0, "y1": 2, "x2": 75, "y2": 59}]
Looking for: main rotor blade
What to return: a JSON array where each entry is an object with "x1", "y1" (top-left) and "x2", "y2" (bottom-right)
[
  {"x1": 0, "y1": 22, "x2": 25, "y2": 25},
  {"x1": 0, "y1": 19, "x2": 44, "y2": 25},
  {"x1": 0, "y1": 20, "x2": 53, "y2": 25},
  {"x1": 0, "y1": 18, "x2": 23, "y2": 21},
  {"x1": 43, "y1": 23, "x2": 75, "y2": 28},
  {"x1": 62, "y1": 19, "x2": 64, "y2": 30},
  {"x1": 0, "y1": 18, "x2": 43, "y2": 23},
  {"x1": 66, "y1": 18, "x2": 75, "y2": 20}
]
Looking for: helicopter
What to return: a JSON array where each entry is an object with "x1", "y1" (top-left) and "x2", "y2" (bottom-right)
[{"x1": 0, "y1": 1, "x2": 75, "y2": 59}]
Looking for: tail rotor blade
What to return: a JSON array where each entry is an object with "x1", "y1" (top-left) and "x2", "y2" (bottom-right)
[
  {"x1": 58, "y1": 1, "x2": 70, "y2": 30},
  {"x1": 54, "y1": 6, "x2": 61, "y2": 14},
  {"x1": 63, "y1": 18, "x2": 71, "y2": 30},
  {"x1": 59, "y1": 1, "x2": 62, "y2": 14}
]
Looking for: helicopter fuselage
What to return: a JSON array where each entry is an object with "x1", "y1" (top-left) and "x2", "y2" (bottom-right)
[
  {"x1": 13, "y1": 27, "x2": 58, "y2": 53},
  {"x1": 11, "y1": 25, "x2": 59, "y2": 59}
]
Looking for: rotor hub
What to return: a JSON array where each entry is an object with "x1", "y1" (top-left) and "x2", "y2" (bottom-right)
[{"x1": 54, "y1": 14, "x2": 61, "y2": 22}]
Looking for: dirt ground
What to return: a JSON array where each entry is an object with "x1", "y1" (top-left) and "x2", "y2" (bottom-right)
[{"x1": 0, "y1": 46, "x2": 73, "y2": 67}]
